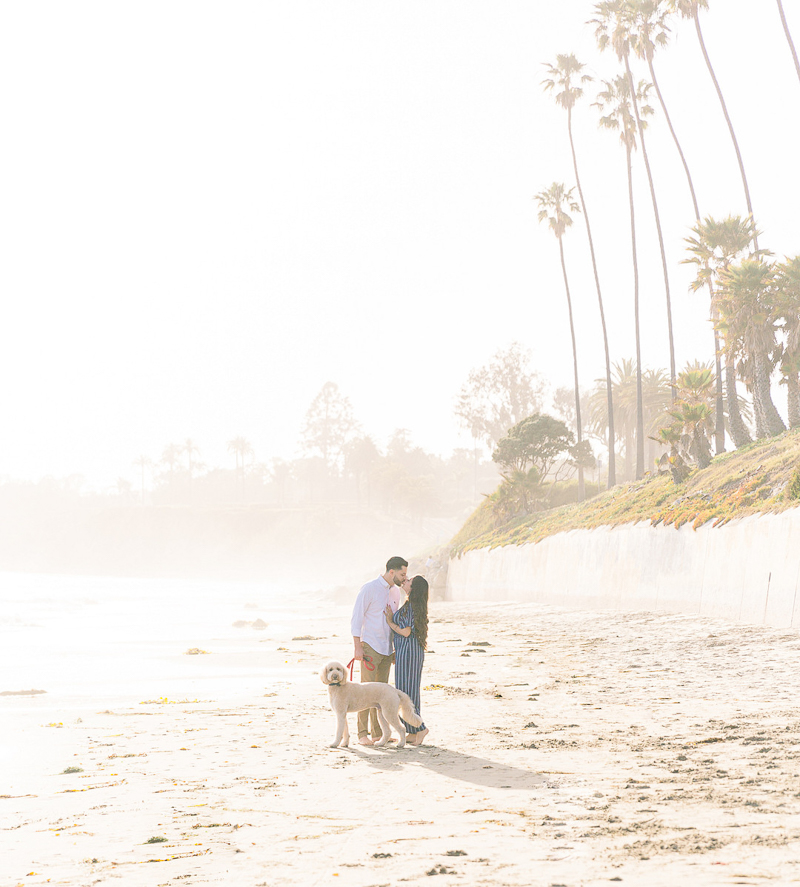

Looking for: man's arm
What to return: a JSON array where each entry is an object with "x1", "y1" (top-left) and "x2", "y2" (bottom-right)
[{"x1": 350, "y1": 586, "x2": 369, "y2": 660}]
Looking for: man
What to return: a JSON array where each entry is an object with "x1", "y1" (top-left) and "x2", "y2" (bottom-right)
[{"x1": 350, "y1": 556, "x2": 407, "y2": 745}]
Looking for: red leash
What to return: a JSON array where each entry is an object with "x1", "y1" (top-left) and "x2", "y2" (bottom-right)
[{"x1": 346, "y1": 655, "x2": 375, "y2": 681}]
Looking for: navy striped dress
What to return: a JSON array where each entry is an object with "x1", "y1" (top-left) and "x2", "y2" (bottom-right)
[{"x1": 393, "y1": 603, "x2": 426, "y2": 734}]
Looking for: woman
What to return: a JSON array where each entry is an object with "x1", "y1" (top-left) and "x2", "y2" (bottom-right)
[{"x1": 385, "y1": 575, "x2": 429, "y2": 746}]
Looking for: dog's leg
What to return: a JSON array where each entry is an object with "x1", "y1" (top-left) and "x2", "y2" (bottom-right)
[
  {"x1": 373, "y1": 708, "x2": 391, "y2": 747},
  {"x1": 331, "y1": 712, "x2": 346, "y2": 748},
  {"x1": 384, "y1": 708, "x2": 407, "y2": 748},
  {"x1": 342, "y1": 714, "x2": 350, "y2": 747}
]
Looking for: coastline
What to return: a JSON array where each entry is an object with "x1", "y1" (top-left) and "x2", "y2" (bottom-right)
[{"x1": 4, "y1": 581, "x2": 800, "y2": 885}]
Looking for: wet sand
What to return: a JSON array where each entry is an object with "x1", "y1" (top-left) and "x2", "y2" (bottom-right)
[{"x1": 4, "y1": 599, "x2": 800, "y2": 885}]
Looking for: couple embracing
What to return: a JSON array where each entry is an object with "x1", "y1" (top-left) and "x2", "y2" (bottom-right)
[{"x1": 350, "y1": 556, "x2": 430, "y2": 746}]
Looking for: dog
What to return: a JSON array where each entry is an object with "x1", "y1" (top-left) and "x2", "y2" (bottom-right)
[{"x1": 320, "y1": 660, "x2": 422, "y2": 748}]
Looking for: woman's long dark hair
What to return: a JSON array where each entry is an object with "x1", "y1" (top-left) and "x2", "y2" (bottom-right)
[{"x1": 405, "y1": 575, "x2": 429, "y2": 650}]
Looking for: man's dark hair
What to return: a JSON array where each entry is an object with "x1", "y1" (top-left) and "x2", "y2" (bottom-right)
[{"x1": 386, "y1": 556, "x2": 408, "y2": 572}]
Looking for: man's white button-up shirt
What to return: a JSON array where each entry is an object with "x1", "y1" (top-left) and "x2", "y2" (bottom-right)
[{"x1": 350, "y1": 575, "x2": 402, "y2": 657}]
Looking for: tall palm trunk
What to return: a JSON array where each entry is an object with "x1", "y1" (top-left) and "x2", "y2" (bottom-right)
[
  {"x1": 754, "y1": 351, "x2": 787, "y2": 437},
  {"x1": 625, "y1": 141, "x2": 645, "y2": 479},
  {"x1": 777, "y1": 0, "x2": 800, "y2": 86},
  {"x1": 785, "y1": 372, "x2": 800, "y2": 428},
  {"x1": 567, "y1": 105, "x2": 616, "y2": 488},
  {"x1": 724, "y1": 352, "x2": 752, "y2": 447},
  {"x1": 693, "y1": 12, "x2": 759, "y2": 252},
  {"x1": 752, "y1": 379, "x2": 768, "y2": 439},
  {"x1": 712, "y1": 326, "x2": 726, "y2": 454},
  {"x1": 624, "y1": 422, "x2": 634, "y2": 482},
  {"x1": 644, "y1": 55, "x2": 700, "y2": 221},
  {"x1": 787, "y1": 372, "x2": 800, "y2": 428},
  {"x1": 646, "y1": 52, "x2": 724, "y2": 452},
  {"x1": 691, "y1": 427, "x2": 712, "y2": 470},
  {"x1": 558, "y1": 235, "x2": 585, "y2": 502},
  {"x1": 624, "y1": 57, "x2": 676, "y2": 395}
]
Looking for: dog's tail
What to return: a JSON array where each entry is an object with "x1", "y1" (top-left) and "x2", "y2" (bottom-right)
[{"x1": 397, "y1": 690, "x2": 423, "y2": 727}]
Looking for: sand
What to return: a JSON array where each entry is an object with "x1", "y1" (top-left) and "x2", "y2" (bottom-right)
[{"x1": 4, "y1": 596, "x2": 800, "y2": 886}]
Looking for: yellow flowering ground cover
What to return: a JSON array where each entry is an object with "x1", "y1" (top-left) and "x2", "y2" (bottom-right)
[{"x1": 451, "y1": 427, "x2": 800, "y2": 555}]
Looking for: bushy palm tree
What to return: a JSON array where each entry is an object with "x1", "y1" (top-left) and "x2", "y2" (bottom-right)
[
  {"x1": 594, "y1": 75, "x2": 651, "y2": 478},
  {"x1": 651, "y1": 422, "x2": 691, "y2": 482},
  {"x1": 716, "y1": 259, "x2": 786, "y2": 438},
  {"x1": 183, "y1": 438, "x2": 202, "y2": 493},
  {"x1": 542, "y1": 53, "x2": 617, "y2": 488},
  {"x1": 667, "y1": 0, "x2": 758, "y2": 251},
  {"x1": 592, "y1": 0, "x2": 677, "y2": 395},
  {"x1": 641, "y1": 367, "x2": 673, "y2": 469},
  {"x1": 676, "y1": 362, "x2": 716, "y2": 409},
  {"x1": 652, "y1": 362, "x2": 716, "y2": 475},
  {"x1": 589, "y1": 359, "x2": 668, "y2": 480},
  {"x1": 228, "y1": 436, "x2": 254, "y2": 500},
  {"x1": 535, "y1": 182, "x2": 585, "y2": 502},
  {"x1": 670, "y1": 401, "x2": 714, "y2": 469},
  {"x1": 675, "y1": 363, "x2": 716, "y2": 466},
  {"x1": 160, "y1": 443, "x2": 182, "y2": 498},
  {"x1": 683, "y1": 215, "x2": 762, "y2": 447},
  {"x1": 590, "y1": 360, "x2": 638, "y2": 480}
]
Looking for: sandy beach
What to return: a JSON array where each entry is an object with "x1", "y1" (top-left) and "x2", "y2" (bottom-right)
[{"x1": 4, "y1": 576, "x2": 800, "y2": 886}]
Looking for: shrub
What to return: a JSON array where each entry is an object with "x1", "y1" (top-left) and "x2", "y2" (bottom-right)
[{"x1": 788, "y1": 467, "x2": 800, "y2": 500}]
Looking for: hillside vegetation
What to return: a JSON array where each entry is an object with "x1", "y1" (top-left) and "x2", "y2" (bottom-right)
[{"x1": 451, "y1": 427, "x2": 800, "y2": 555}]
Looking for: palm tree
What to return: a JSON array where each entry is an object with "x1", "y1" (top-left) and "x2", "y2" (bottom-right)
[
  {"x1": 628, "y1": 0, "x2": 725, "y2": 449},
  {"x1": 589, "y1": 358, "x2": 639, "y2": 481},
  {"x1": 542, "y1": 53, "x2": 616, "y2": 488},
  {"x1": 717, "y1": 259, "x2": 786, "y2": 438},
  {"x1": 776, "y1": 1, "x2": 800, "y2": 87},
  {"x1": 160, "y1": 443, "x2": 182, "y2": 501},
  {"x1": 773, "y1": 256, "x2": 800, "y2": 427},
  {"x1": 670, "y1": 401, "x2": 714, "y2": 469},
  {"x1": 132, "y1": 454, "x2": 153, "y2": 505},
  {"x1": 592, "y1": 0, "x2": 677, "y2": 395},
  {"x1": 182, "y1": 438, "x2": 202, "y2": 493},
  {"x1": 629, "y1": 0, "x2": 699, "y2": 218},
  {"x1": 594, "y1": 75, "x2": 649, "y2": 478},
  {"x1": 535, "y1": 182, "x2": 585, "y2": 501},
  {"x1": 651, "y1": 422, "x2": 691, "y2": 482},
  {"x1": 642, "y1": 366, "x2": 673, "y2": 469},
  {"x1": 228, "y1": 436, "x2": 254, "y2": 500},
  {"x1": 677, "y1": 361, "x2": 716, "y2": 408},
  {"x1": 674, "y1": 363, "x2": 717, "y2": 466},
  {"x1": 651, "y1": 362, "x2": 717, "y2": 474},
  {"x1": 667, "y1": 0, "x2": 758, "y2": 251},
  {"x1": 683, "y1": 215, "x2": 762, "y2": 447}
]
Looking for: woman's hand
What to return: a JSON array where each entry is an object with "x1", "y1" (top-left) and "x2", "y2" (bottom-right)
[{"x1": 384, "y1": 604, "x2": 394, "y2": 624}]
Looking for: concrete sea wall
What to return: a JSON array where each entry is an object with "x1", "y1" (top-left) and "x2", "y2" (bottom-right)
[{"x1": 447, "y1": 510, "x2": 800, "y2": 629}]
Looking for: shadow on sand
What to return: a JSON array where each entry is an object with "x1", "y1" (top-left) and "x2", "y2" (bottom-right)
[{"x1": 348, "y1": 743, "x2": 546, "y2": 790}]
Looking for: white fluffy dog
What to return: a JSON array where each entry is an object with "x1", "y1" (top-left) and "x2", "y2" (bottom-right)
[{"x1": 320, "y1": 660, "x2": 422, "y2": 748}]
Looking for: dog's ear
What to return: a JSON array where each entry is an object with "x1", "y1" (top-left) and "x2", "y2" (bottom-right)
[{"x1": 320, "y1": 663, "x2": 332, "y2": 685}]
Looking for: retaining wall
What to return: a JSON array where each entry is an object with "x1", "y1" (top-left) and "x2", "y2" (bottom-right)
[{"x1": 447, "y1": 510, "x2": 800, "y2": 629}]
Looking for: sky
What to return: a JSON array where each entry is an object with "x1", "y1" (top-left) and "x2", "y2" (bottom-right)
[{"x1": 1, "y1": 1, "x2": 798, "y2": 490}]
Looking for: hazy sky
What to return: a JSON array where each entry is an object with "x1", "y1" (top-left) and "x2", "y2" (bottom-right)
[{"x1": 1, "y1": 1, "x2": 798, "y2": 489}]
